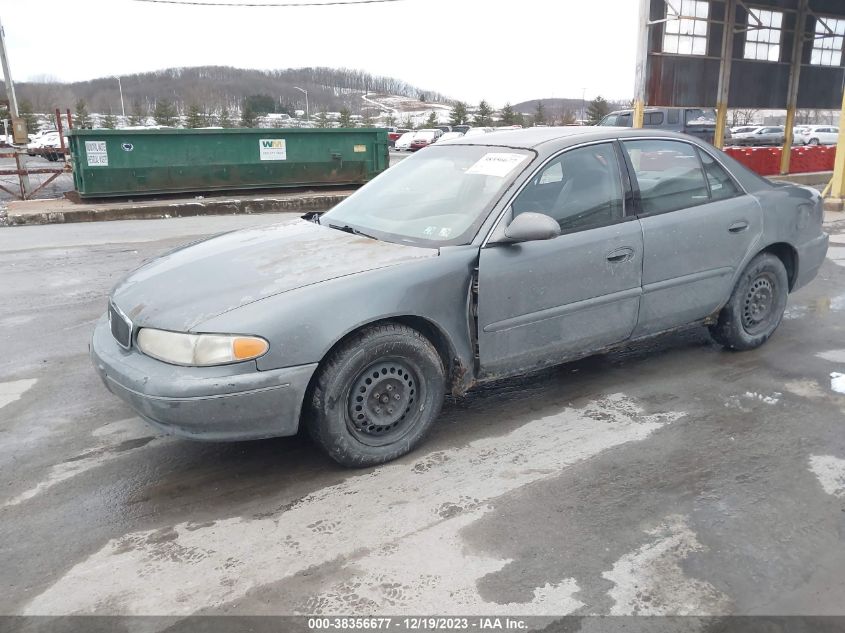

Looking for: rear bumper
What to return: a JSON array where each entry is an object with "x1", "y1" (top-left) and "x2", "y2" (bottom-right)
[
  {"x1": 794, "y1": 232, "x2": 829, "y2": 291},
  {"x1": 90, "y1": 315, "x2": 318, "y2": 441}
]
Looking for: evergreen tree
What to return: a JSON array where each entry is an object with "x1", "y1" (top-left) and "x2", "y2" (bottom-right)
[
  {"x1": 424, "y1": 112, "x2": 438, "y2": 128},
  {"x1": 17, "y1": 99, "x2": 40, "y2": 134},
  {"x1": 361, "y1": 108, "x2": 374, "y2": 127},
  {"x1": 315, "y1": 109, "x2": 330, "y2": 128},
  {"x1": 449, "y1": 101, "x2": 468, "y2": 126},
  {"x1": 101, "y1": 110, "x2": 118, "y2": 129},
  {"x1": 239, "y1": 103, "x2": 258, "y2": 128},
  {"x1": 73, "y1": 99, "x2": 92, "y2": 129},
  {"x1": 153, "y1": 99, "x2": 178, "y2": 126},
  {"x1": 338, "y1": 107, "x2": 354, "y2": 127},
  {"x1": 185, "y1": 103, "x2": 206, "y2": 128},
  {"x1": 586, "y1": 96, "x2": 611, "y2": 124},
  {"x1": 401, "y1": 115, "x2": 413, "y2": 129},
  {"x1": 534, "y1": 101, "x2": 546, "y2": 126},
  {"x1": 128, "y1": 101, "x2": 146, "y2": 127},
  {"x1": 474, "y1": 100, "x2": 494, "y2": 126},
  {"x1": 244, "y1": 94, "x2": 275, "y2": 115},
  {"x1": 499, "y1": 103, "x2": 516, "y2": 126},
  {"x1": 218, "y1": 105, "x2": 234, "y2": 128}
]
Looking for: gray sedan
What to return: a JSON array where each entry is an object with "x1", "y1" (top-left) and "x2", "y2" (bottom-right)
[{"x1": 92, "y1": 127, "x2": 829, "y2": 466}]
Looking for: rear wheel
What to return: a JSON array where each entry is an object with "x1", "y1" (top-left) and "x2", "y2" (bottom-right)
[
  {"x1": 808, "y1": 138, "x2": 820, "y2": 146},
  {"x1": 307, "y1": 323, "x2": 445, "y2": 467},
  {"x1": 709, "y1": 253, "x2": 788, "y2": 351}
]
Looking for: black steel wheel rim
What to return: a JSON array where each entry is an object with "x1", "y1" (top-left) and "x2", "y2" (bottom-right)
[
  {"x1": 346, "y1": 358, "x2": 423, "y2": 447},
  {"x1": 742, "y1": 272, "x2": 777, "y2": 335}
]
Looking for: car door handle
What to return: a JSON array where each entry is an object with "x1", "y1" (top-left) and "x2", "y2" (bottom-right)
[
  {"x1": 729, "y1": 221, "x2": 749, "y2": 233},
  {"x1": 606, "y1": 247, "x2": 634, "y2": 263}
]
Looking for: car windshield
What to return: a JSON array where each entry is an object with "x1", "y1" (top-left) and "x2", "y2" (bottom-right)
[{"x1": 321, "y1": 145, "x2": 534, "y2": 247}]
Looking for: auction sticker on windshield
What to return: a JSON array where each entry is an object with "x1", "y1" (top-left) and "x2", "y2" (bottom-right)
[
  {"x1": 259, "y1": 139, "x2": 287, "y2": 161},
  {"x1": 465, "y1": 152, "x2": 527, "y2": 178}
]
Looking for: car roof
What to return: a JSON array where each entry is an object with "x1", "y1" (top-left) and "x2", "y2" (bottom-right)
[{"x1": 439, "y1": 126, "x2": 702, "y2": 149}]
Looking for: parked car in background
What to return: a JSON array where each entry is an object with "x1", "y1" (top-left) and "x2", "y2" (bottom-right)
[
  {"x1": 731, "y1": 125, "x2": 760, "y2": 136},
  {"x1": 452, "y1": 125, "x2": 471, "y2": 135},
  {"x1": 387, "y1": 128, "x2": 412, "y2": 147},
  {"x1": 27, "y1": 130, "x2": 68, "y2": 161},
  {"x1": 731, "y1": 126, "x2": 784, "y2": 146},
  {"x1": 598, "y1": 107, "x2": 724, "y2": 144},
  {"x1": 436, "y1": 131, "x2": 465, "y2": 142},
  {"x1": 92, "y1": 127, "x2": 827, "y2": 467},
  {"x1": 796, "y1": 125, "x2": 839, "y2": 146},
  {"x1": 394, "y1": 131, "x2": 418, "y2": 151},
  {"x1": 464, "y1": 127, "x2": 495, "y2": 137},
  {"x1": 436, "y1": 126, "x2": 452, "y2": 134},
  {"x1": 409, "y1": 129, "x2": 442, "y2": 151},
  {"x1": 26, "y1": 130, "x2": 57, "y2": 155}
]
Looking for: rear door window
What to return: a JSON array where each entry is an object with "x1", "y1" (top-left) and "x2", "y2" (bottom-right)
[
  {"x1": 622, "y1": 140, "x2": 710, "y2": 215},
  {"x1": 697, "y1": 149, "x2": 741, "y2": 201}
]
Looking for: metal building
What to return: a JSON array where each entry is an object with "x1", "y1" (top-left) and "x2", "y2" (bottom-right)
[{"x1": 632, "y1": 0, "x2": 845, "y2": 203}]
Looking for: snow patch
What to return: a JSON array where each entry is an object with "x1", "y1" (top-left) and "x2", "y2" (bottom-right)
[
  {"x1": 0, "y1": 378, "x2": 37, "y2": 410},
  {"x1": 831, "y1": 373, "x2": 845, "y2": 395},
  {"x1": 24, "y1": 393, "x2": 684, "y2": 616},
  {"x1": 744, "y1": 391, "x2": 781, "y2": 405},
  {"x1": 808, "y1": 455, "x2": 845, "y2": 498},
  {"x1": 303, "y1": 510, "x2": 583, "y2": 615},
  {"x1": 603, "y1": 515, "x2": 731, "y2": 615}
]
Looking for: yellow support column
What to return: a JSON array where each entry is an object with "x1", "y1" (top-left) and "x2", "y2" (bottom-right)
[
  {"x1": 633, "y1": 100, "x2": 646, "y2": 129},
  {"x1": 780, "y1": 107, "x2": 796, "y2": 175},
  {"x1": 714, "y1": 103, "x2": 729, "y2": 150},
  {"x1": 829, "y1": 88, "x2": 845, "y2": 201}
]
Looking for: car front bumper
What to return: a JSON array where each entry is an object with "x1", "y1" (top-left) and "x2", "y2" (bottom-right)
[{"x1": 90, "y1": 315, "x2": 318, "y2": 441}]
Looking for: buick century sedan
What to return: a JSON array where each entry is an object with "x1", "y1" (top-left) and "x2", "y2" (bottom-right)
[{"x1": 92, "y1": 127, "x2": 829, "y2": 466}]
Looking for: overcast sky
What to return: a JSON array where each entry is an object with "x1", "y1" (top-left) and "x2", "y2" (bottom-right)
[{"x1": 1, "y1": 0, "x2": 638, "y2": 105}]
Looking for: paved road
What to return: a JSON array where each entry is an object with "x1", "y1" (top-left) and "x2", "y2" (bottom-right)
[{"x1": 1, "y1": 214, "x2": 844, "y2": 619}]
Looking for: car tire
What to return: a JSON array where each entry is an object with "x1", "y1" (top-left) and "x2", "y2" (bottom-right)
[
  {"x1": 808, "y1": 138, "x2": 820, "y2": 146},
  {"x1": 307, "y1": 323, "x2": 446, "y2": 467},
  {"x1": 709, "y1": 252, "x2": 788, "y2": 351}
]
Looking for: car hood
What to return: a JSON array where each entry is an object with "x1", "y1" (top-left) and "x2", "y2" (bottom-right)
[{"x1": 111, "y1": 218, "x2": 437, "y2": 332}]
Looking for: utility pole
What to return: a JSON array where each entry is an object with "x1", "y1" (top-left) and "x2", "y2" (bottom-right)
[
  {"x1": 632, "y1": 0, "x2": 650, "y2": 129},
  {"x1": 0, "y1": 17, "x2": 32, "y2": 198},
  {"x1": 116, "y1": 76, "x2": 126, "y2": 118},
  {"x1": 294, "y1": 86, "x2": 309, "y2": 122}
]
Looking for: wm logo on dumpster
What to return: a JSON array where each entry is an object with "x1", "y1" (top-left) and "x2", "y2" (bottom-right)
[{"x1": 259, "y1": 138, "x2": 287, "y2": 161}]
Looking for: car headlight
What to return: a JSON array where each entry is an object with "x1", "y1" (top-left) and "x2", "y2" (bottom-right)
[{"x1": 136, "y1": 328, "x2": 269, "y2": 366}]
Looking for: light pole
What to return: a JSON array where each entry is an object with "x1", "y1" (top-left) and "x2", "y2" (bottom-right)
[
  {"x1": 115, "y1": 76, "x2": 126, "y2": 118},
  {"x1": 294, "y1": 86, "x2": 309, "y2": 122}
]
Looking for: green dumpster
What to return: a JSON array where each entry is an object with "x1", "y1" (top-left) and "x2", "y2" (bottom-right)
[{"x1": 67, "y1": 127, "x2": 390, "y2": 198}]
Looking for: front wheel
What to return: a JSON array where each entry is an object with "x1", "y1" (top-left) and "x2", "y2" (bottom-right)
[
  {"x1": 709, "y1": 252, "x2": 788, "y2": 351},
  {"x1": 307, "y1": 323, "x2": 446, "y2": 467},
  {"x1": 808, "y1": 138, "x2": 820, "y2": 146}
]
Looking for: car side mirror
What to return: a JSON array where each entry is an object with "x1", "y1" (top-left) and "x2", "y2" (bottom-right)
[{"x1": 503, "y1": 212, "x2": 561, "y2": 243}]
